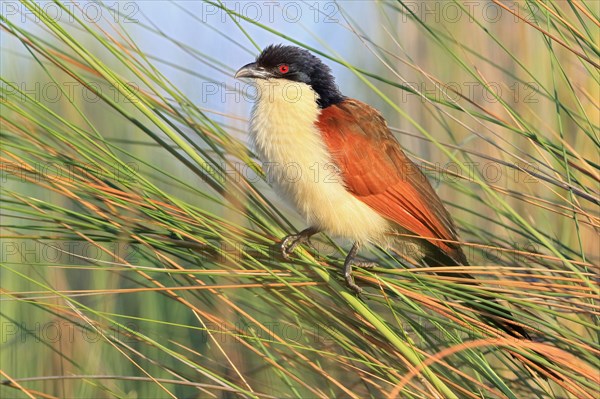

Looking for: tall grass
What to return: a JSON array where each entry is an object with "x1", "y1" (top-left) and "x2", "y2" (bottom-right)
[{"x1": 1, "y1": 1, "x2": 598, "y2": 398}]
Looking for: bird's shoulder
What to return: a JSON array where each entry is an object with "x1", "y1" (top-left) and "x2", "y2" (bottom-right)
[
  {"x1": 317, "y1": 98, "x2": 392, "y2": 141},
  {"x1": 316, "y1": 98, "x2": 412, "y2": 181}
]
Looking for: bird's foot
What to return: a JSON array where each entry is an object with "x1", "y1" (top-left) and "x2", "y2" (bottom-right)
[
  {"x1": 344, "y1": 270, "x2": 363, "y2": 295},
  {"x1": 280, "y1": 227, "x2": 318, "y2": 260},
  {"x1": 343, "y1": 243, "x2": 379, "y2": 295}
]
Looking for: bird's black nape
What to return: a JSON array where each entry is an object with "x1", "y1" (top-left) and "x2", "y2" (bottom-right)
[{"x1": 255, "y1": 44, "x2": 345, "y2": 108}]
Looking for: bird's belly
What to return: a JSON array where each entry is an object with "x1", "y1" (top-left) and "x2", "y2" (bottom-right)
[
  {"x1": 253, "y1": 131, "x2": 390, "y2": 244},
  {"x1": 270, "y1": 160, "x2": 390, "y2": 243}
]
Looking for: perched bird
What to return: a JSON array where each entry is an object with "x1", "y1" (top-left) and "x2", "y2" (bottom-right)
[{"x1": 235, "y1": 44, "x2": 535, "y2": 345}]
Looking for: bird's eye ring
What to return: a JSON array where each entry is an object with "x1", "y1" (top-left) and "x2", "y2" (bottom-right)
[{"x1": 278, "y1": 64, "x2": 289, "y2": 74}]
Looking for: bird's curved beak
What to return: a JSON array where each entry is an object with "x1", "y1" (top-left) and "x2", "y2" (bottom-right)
[{"x1": 235, "y1": 62, "x2": 271, "y2": 79}]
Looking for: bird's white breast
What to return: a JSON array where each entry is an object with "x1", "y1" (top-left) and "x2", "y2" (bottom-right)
[{"x1": 249, "y1": 79, "x2": 390, "y2": 244}]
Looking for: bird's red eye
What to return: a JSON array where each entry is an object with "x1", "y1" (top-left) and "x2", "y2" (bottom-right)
[{"x1": 279, "y1": 64, "x2": 289, "y2": 74}]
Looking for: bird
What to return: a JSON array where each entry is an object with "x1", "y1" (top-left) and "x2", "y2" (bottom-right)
[{"x1": 234, "y1": 44, "x2": 547, "y2": 358}]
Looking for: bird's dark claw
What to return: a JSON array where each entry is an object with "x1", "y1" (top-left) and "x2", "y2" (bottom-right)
[
  {"x1": 280, "y1": 234, "x2": 303, "y2": 260},
  {"x1": 344, "y1": 266, "x2": 363, "y2": 295},
  {"x1": 280, "y1": 227, "x2": 318, "y2": 260},
  {"x1": 352, "y1": 261, "x2": 378, "y2": 270},
  {"x1": 343, "y1": 243, "x2": 379, "y2": 295}
]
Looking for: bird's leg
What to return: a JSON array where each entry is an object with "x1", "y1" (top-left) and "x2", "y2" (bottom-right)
[
  {"x1": 343, "y1": 242, "x2": 373, "y2": 294},
  {"x1": 281, "y1": 227, "x2": 319, "y2": 260}
]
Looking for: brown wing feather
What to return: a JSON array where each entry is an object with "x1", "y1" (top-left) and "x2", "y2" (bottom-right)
[
  {"x1": 317, "y1": 99, "x2": 465, "y2": 264},
  {"x1": 316, "y1": 99, "x2": 555, "y2": 348}
]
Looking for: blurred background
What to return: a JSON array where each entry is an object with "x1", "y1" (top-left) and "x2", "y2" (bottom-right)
[{"x1": 2, "y1": 1, "x2": 598, "y2": 398}]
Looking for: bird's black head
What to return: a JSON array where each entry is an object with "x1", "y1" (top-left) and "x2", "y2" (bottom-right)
[{"x1": 235, "y1": 44, "x2": 345, "y2": 108}]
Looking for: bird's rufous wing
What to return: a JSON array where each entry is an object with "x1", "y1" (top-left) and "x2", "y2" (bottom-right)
[{"x1": 317, "y1": 98, "x2": 465, "y2": 263}]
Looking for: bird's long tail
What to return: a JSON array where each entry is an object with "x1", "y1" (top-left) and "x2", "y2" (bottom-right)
[
  {"x1": 393, "y1": 242, "x2": 560, "y2": 380},
  {"x1": 424, "y1": 248, "x2": 532, "y2": 339}
]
